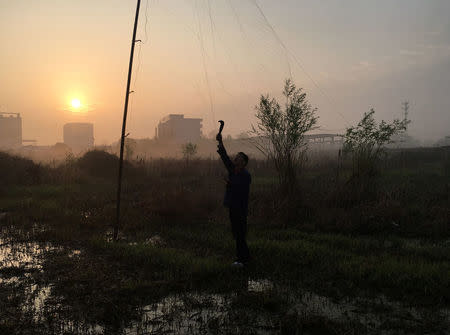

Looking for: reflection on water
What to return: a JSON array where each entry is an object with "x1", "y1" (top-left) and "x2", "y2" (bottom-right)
[
  {"x1": 0, "y1": 234, "x2": 449, "y2": 334},
  {"x1": 126, "y1": 294, "x2": 232, "y2": 334},
  {"x1": 0, "y1": 237, "x2": 54, "y2": 313},
  {"x1": 0, "y1": 239, "x2": 54, "y2": 270},
  {"x1": 248, "y1": 278, "x2": 273, "y2": 293},
  {"x1": 68, "y1": 249, "x2": 81, "y2": 258},
  {"x1": 0, "y1": 236, "x2": 103, "y2": 334}
]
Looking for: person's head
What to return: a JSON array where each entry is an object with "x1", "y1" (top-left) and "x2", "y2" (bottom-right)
[{"x1": 234, "y1": 152, "x2": 249, "y2": 170}]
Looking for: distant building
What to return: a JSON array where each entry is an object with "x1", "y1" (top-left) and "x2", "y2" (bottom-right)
[
  {"x1": 305, "y1": 133, "x2": 343, "y2": 144},
  {"x1": 0, "y1": 113, "x2": 22, "y2": 149},
  {"x1": 156, "y1": 114, "x2": 202, "y2": 143},
  {"x1": 436, "y1": 135, "x2": 450, "y2": 147},
  {"x1": 63, "y1": 123, "x2": 94, "y2": 152}
]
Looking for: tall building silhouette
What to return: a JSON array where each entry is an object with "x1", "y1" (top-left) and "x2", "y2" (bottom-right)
[{"x1": 0, "y1": 113, "x2": 22, "y2": 149}]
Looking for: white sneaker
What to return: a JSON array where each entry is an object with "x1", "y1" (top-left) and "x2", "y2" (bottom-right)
[{"x1": 231, "y1": 261, "x2": 244, "y2": 268}]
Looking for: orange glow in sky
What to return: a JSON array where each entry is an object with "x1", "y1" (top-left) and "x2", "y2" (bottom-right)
[{"x1": 1, "y1": 0, "x2": 449, "y2": 145}]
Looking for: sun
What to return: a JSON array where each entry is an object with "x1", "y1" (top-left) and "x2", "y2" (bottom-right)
[{"x1": 71, "y1": 99, "x2": 81, "y2": 109}]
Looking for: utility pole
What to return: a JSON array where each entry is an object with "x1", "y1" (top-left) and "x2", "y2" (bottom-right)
[
  {"x1": 115, "y1": 0, "x2": 141, "y2": 241},
  {"x1": 402, "y1": 101, "x2": 409, "y2": 124},
  {"x1": 402, "y1": 100, "x2": 410, "y2": 136}
]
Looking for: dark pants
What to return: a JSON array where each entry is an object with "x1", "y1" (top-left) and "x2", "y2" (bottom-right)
[{"x1": 229, "y1": 208, "x2": 250, "y2": 263}]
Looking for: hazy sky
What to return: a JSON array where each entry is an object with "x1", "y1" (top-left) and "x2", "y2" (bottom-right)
[{"x1": 1, "y1": 0, "x2": 449, "y2": 145}]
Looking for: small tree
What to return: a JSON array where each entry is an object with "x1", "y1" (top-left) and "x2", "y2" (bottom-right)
[
  {"x1": 343, "y1": 108, "x2": 409, "y2": 178},
  {"x1": 124, "y1": 138, "x2": 136, "y2": 161},
  {"x1": 181, "y1": 142, "x2": 198, "y2": 162},
  {"x1": 250, "y1": 79, "x2": 318, "y2": 192},
  {"x1": 237, "y1": 132, "x2": 250, "y2": 139}
]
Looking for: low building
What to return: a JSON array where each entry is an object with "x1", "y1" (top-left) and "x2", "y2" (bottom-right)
[
  {"x1": 436, "y1": 135, "x2": 450, "y2": 147},
  {"x1": 0, "y1": 113, "x2": 22, "y2": 149},
  {"x1": 305, "y1": 133, "x2": 343, "y2": 144},
  {"x1": 156, "y1": 114, "x2": 202, "y2": 143},
  {"x1": 63, "y1": 123, "x2": 94, "y2": 152}
]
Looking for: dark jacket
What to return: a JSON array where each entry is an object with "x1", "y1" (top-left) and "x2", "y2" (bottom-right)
[{"x1": 217, "y1": 142, "x2": 251, "y2": 214}]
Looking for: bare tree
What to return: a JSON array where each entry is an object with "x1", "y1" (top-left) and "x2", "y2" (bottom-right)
[
  {"x1": 125, "y1": 138, "x2": 136, "y2": 161},
  {"x1": 181, "y1": 142, "x2": 198, "y2": 163},
  {"x1": 250, "y1": 79, "x2": 318, "y2": 192}
]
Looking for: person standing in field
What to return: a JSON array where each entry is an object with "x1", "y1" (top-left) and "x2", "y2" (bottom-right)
[{"x1": 216, "y1": 132, "x2": 251, "y2": 267}]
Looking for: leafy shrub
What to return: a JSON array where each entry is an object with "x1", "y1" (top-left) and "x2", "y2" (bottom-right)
[
  {"x1": 0, "y1": 151, "x2": 41, "y2": 186},
  {"x1": 344, "y1": 109, "x2": 409, "y2": 178},
  {"x1": 77, "y1": 150, "x2": 120, "y2": 179},
  {"x1": 181, "y1": 142, "x2": 198, "y2": 162}
]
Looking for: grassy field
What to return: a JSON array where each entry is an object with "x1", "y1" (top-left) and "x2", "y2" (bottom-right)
[{"x1": 0, "y1": 148, "x2": 449, "y2": 334}]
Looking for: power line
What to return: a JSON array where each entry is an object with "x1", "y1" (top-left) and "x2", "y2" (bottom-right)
[
  {"x1": 249, "y1": 0, "x2": 349, "y2": 125},
  {"x1": 194, "y1": 0, "x2": 216, "y2": 125},
  {"x1": 132, "y1": 42, "x2": 143, "y2": 89},
  {"x1": 129, "y1": 0, "x2": 150, "y2": 130},
  {"x1": 206, "y1": 0, "x2": 217, "y2": 56},
  {"x1": 143, "y1": 0, "x2": 150, "y2": 44},
  {"x1": 249, "y1": 0, "x2": 292, "y2": 79},
  {"x1": 158, "y1": 2, "x2": 247, "y2": 99},
  {"x1": 227, "y1": 0, "x2": 270, "y2": 76}
]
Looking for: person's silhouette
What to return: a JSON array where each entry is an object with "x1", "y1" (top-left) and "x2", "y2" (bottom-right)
[{"x1": 216, "y1": 132, "x2": 251, "y2": 266}]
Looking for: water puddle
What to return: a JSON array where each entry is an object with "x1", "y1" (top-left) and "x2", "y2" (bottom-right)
[
  {"x1": 0, "y1": 237, "x2": 61, "y2": 329},
  {"x1": 0, "y1": 239, "x2": 55, "y2": 271},
  {"x1": 248, "y1": 278, "x2": 273, "y2": 293},
  {"x1": 68, "y1": 249, "x2": 82, "y2": 258},
  {"x1": 119, "y1": 279, "x2": 450, "y2": 334},
  {"x1": 1, "y1": 232, "x2": 449, "y2": 334},
  {"x1": 0, "y1": 236, "x2": 58, "y2": 293},
  {"x1": 125, "y1": 293, "x2": 260, "y2": 334}
]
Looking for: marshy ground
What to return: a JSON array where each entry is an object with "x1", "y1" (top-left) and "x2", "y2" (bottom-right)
[{"x1": 0, "y1": 148, "x2": 449, "y2": 334}]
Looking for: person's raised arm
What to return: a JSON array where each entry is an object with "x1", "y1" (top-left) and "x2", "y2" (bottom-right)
[{"x1": 216, "y1": 133, "x2": 234, "y2": 174}]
